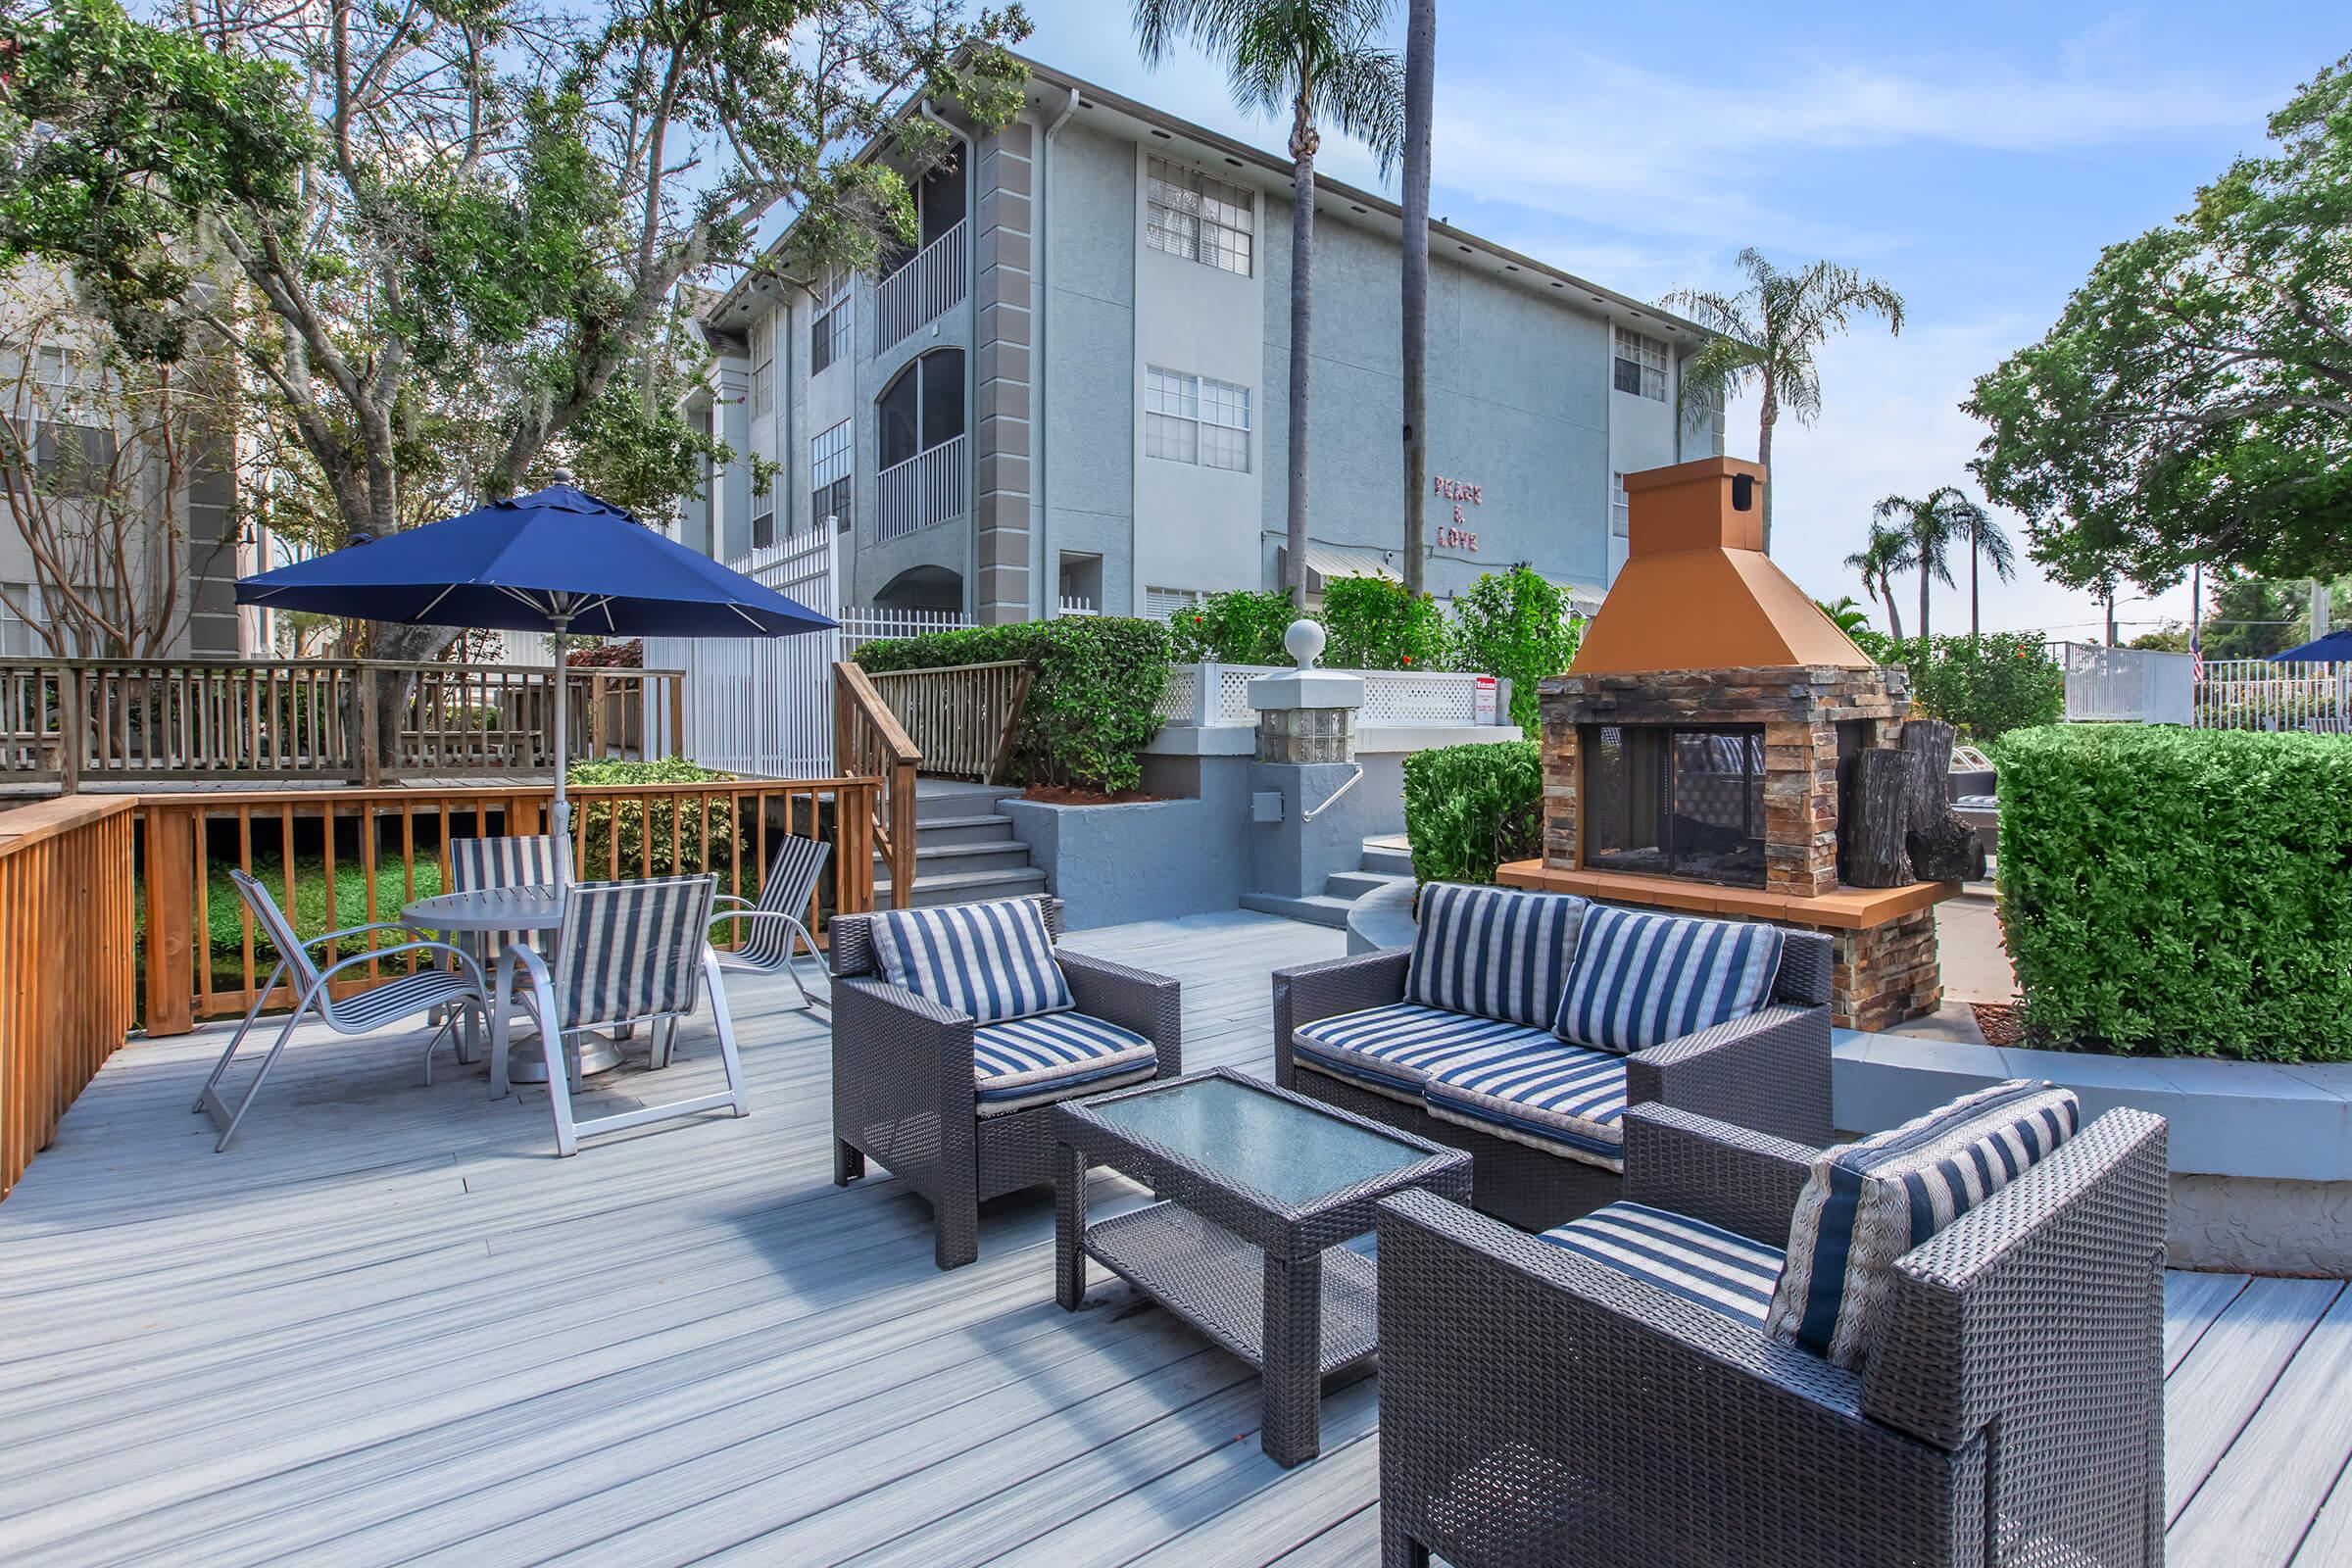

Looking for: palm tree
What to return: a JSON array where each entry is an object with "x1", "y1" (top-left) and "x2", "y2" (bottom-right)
[
  {"x1": 1874, "y1": 488, "x2": 1981, "y2": 658},
  {"x1": 1397, "y1": 0, "x2": 1434, "y2": 595},
  {"x1": 1136, "y1": 0, "x2": 1404, "y2": 603},
  {"x1": 1842, "y1": 521, "x2": 1914, "y2": 643},
  {"x1": 1961, "y1": 506, "x2": 2017, "y2": 644},
  {"x1": 1814, "y1": 595, "x2": 1872, "y2": 638},
  {"x1": 1666, "y1": 249, "x2": 1905, "y2": 553}
]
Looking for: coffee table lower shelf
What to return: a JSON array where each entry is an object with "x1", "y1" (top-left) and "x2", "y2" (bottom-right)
[{"x1": 1084, "y1": 1201, "x2": 1380, "y2": 1378}]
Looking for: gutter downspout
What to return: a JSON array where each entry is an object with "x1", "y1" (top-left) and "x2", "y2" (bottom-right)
[
  {"x1": 1033, "y1": 84, "x2": 1080, "y2": 617},
  {"x1": 918, "y1": 97, "x2": 979, "y2": 620}
]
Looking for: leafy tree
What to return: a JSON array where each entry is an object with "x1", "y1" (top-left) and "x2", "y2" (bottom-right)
[
  {"x1": 1449, "y1": 565, "x2": 1583, "y2": 730},
  {"x1": 1967, "y1": 54, "x2": 2352, "y2": 593},
  {"x1": 1397, "y1": 0, "x2": 1434, "y2": 595},
  {"x1": 1319, "y1": 573, "x2": 1448, "y2": 670},
  {"x1": 1134, "y1": 0, "x2": 1401, "y2": 602},
  {"x1": 1168, "y1": 587, "x2": 1298, "y2": 663},
  {"x1": 2197, "y1": 575, "x2": 2351, "y2": 660},
  {"x1": 1875, "y1": 487, "x2": 1981, "y2": 659},
  {"x1": 2130, "y1": 624, "x2": 2191, "y2": 653},
  {"x1": 1842, "y1": 520, "x2": 1914, "y2": 642},
  {"x1": 1666, "y1": 248, "x2": 1904, "y2": 552},
  {"x1": 0, "y1": 0, "x2": 1030, "y2": 679}
]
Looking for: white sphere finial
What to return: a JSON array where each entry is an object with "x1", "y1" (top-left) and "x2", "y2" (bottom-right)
[{"x1": 1284, "y1": 618, "x2": 1325, "y2": 668}]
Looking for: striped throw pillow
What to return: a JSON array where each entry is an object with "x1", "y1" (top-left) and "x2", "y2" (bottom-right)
[
  {"x1": 1405, "y1": 883, "x2": 1588, "y2": 1029},
  {"x1": 1552, "y1": 905, "x2": 1783, "y2": 1054},
  {"x1": 869, "y1": 898, "x2": 1074, "y2": 1025},
  {"x1": 1766, "y1": 1080, "x2": 2082, "y2": 1369}
]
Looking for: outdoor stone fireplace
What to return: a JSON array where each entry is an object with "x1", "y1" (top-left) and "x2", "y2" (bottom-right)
[{"x1": 1497, "y1": 457, "x2": 1955, "y2": 1031}]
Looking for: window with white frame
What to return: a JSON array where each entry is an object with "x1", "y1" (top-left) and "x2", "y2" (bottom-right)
[
  {"x1": 1145, "y1": 585, "x2": 1203, "y2": 621},
  {"x1": 1613, "y1": 326, "x2": 1667, "y2": 401},
  {"x1": 1145, "y1": 368, "x2": 1250, "y2": 471},
  {"x1": 0, "y1": 582, "x2": 40, "y2": 656},
  {"x1": 749, "y1": 315, "x2": 774, "y2": 417},
  {"x1": 809, "y1": 418, "x2": 852, "y2": 531},
  {"x1": 1146, "y1": 158, "x2": 1253, "y2": 276},
  {"x1": 1610, "y1": 472, "x2": 1631, "y2": 538},
  {"x1": 810, "y1": 268, "x2": 852, "y2": 376}
]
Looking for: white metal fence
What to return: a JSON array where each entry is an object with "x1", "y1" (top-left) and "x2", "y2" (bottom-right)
[
  {"x1": 2049, "y1": 641, "x2": 2194, "y2": 726},
  {"x1": 2196, "y1": 658, "x2": 2352, "y2": 733},
  {"x1": 1156, "y1": 662, "x2": 1510, "y2": 729},
  {"x1": 840, "y1": 608, "x2": 972, "y2": 653},
  {"x1": 874, "y1": 220, "x2": 967, "y2": 356},
  {"x1": 876, "y1": 434, "x2": 967, "y2": 543},
  {"x1": 643, "y1": 530, "x2": 844, "y2": 779}
]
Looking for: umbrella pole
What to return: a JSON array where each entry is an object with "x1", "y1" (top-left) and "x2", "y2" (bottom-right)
[{"x1": 551, "y1": 616, "x2": 571, "y2": 869}]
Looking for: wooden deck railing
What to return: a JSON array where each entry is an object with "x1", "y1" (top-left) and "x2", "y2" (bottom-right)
[
  {"x1": 0, "y1": 660, "x2": 684, "y2": 790},
  {"x1": 832, "y1": 662, "x2": 919, "y2": 903},
  {"x1": 137, "y1": 777, "x2": 881, "y2": 1033},
  {"x1": 862, "y1": 659, "x2": 1035, "y2": 785},
  {"x1": 0, "y1": 796, "x2": 137, "y2": 1197}
]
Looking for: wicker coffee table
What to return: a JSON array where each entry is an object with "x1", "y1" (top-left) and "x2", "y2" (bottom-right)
[{"x1": 1052, "y1": 1067, "x2": 1472, "y2": 1467}]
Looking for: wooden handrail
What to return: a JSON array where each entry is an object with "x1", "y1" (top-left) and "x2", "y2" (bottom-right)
[
  {"x1": 0, "y1": 796, "x2": 137, "y2": 1198},
  {"x1": 862, "y1": 659, "x2": 1036, "y2": 785},
  {"x1": 833, "y1": 662, "x2": 919, "y2": 906}
]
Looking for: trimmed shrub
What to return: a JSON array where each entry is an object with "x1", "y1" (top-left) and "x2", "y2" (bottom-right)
[
  {"x1": 1401, "y1": 740, "x2": 1543, "y2": 885},
  {"x1": 1900, "y1": 632, "x2": 2064, "y2": 742},
  {"x1": 1320, "y1": 575, "x2": 1451, "y2": 671},
  {"x1": 1992, "y1": 724, "x2": 2352, "y2": 1060},
  {"x1": 566, "y1": 757, "x2": 738, "y2": 878},
  {"x1": 1169, "y1": 589, "x2": 1297, "y2": 664},
  {"x1": 1448, "y1": 566, "x2": 1583, "y2": 731},
  {"x1": 856, "y1": 616, "x2": 1171, "y2": 793}
]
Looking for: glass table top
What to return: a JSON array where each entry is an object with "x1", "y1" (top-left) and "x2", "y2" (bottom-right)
[{"x1": 1078, "y1": 1075, "x2": 1432, "y2": 1208}]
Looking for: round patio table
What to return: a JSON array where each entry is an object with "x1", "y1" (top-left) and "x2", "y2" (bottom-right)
[{"x1": 401, "y1": 885, "x2": 625, "y2": 1082}]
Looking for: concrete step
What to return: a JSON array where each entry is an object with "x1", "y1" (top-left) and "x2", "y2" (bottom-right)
[
  {"x1": 1323, "y1": 869, "x2": 1411, "y2": 902},
  {"x1": 906, "y1": 840, "x2": 1035, "y2": 876},
  {"x1": 874, "y1": 863, "x2": 1049, "y2": 911},
  {"x1": 1239, "y1": 892, "x2": 1356, "y2": 929},
  {"x1": 1358, "y1": 843, "x2": 1415, "y2": 878},
  {"x1": 912, "y1": 779, "x2": 1023, "y2": 823},
  {"x1": 909, "y1": 812, "x2": 1018, "y2": 848}
]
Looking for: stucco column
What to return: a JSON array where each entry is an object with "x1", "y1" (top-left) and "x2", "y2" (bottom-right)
[{"x1": 974, "y1": 121, "x2": 1035, "y2": 622}]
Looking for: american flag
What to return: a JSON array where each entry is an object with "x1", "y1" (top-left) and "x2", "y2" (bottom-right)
[{"x1": 2191, "y1": 629, "x2": 2205, "y2": 685}]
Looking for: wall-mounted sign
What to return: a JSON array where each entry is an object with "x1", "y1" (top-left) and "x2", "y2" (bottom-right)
[{"x1": 1433, "y1": 474, "x2": 1483, "y2": 551}]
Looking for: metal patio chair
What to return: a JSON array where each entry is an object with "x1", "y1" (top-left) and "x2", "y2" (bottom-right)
[
  {"x1": 489, "y1": 873, "x2": 748, "y2": 1156},
  {"x1": 197, "y1": 869, "x2": 491, "y2": 1152},
  {"x1": 708, "y1": 833, "x2": 830, "y2": 1009},
  {"x1": 434, "y1": 832, "x2": 571, "y2": 1063}
]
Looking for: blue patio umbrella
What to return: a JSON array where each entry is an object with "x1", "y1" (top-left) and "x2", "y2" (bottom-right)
[
  {"x1": 2269, "y1": 626, "x2": 2352, "y2": 662},
  {"x1": 236, "y1": 474, "x2": 834, "y2": 845}
]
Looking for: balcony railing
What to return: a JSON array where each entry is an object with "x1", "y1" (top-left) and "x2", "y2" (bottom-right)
[
  {"x1": 875, "y1": 435, "x2": 967, "y2": 544},
  {"x1": 873, "y1": 220, "x2": 968, "y2": 355}
]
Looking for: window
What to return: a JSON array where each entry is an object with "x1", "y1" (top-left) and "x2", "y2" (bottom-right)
[
  {"x1": 1147, "y1": 158, "x2": 1253, "y2": 276},
  {"x1": 0, "y1": 582, "x2": 40, "y2": 656},
  {"x1": 1145, "y1": 368, "x2": 1250, "y2": 471},
  {"x1": 11, "y1": 417, "x2": 118, "y2": 498},
  {"x1": 1145, "y1": 585, "x2": 1203, "y2": 621},
  {"x1": 1610, "y1": 472, "x2": 1631, "y2": 539},
  {"x1": 810, "y1": 418, "x2": 852, "y2": 531},
  {"x1": 1613, "y1": 326, "x2": 1666, "y2": 401},
  {"x1": 810, "y1": 267, "x2": 852, "y2": 376},
  {"x1": 877, "y1": 350, "x2": 963, "y2": 470},
  {"x1": 751, "y1": 508, "x2": 775, "y2": 549},
  {"x1": 749, "y1": 315, "x2": 774, "y2": 418}
]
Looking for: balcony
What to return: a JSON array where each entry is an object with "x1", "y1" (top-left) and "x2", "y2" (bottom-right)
[
  {"x1": 873, "y1": 220, "x2": 967, "y2": 357},
  {"x1": 875, "y1": 433, "x2": 966, "y2": 544}
]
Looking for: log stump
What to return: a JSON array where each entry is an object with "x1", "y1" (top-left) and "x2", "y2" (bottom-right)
[
  {"x1": 1900, "y1": 717, "x2": 1986, "y2": 882},
  {"x1": 1842, "y1": 747, "x2": 1916, "y2": 888}
]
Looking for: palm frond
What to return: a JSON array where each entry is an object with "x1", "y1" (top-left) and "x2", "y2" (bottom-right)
[{"x1": 1312, "y1": 44, "x2": 1405, "y2": 173}]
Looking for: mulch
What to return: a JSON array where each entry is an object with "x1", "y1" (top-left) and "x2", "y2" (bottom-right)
[
  {"x1": 1970, "y1": 1002, "x2": 2026, "y2": 1048},
  {"x1": 1020, "y1": 785, "x2": 1170, "y2": 807}
]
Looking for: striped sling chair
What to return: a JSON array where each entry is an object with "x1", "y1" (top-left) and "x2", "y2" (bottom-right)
[{"x1": 708, "y1": 834, "x2": 831, "y2": 1009}]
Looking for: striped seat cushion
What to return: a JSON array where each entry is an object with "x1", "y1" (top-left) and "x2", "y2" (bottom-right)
[
  {"x1": 1766, "y1": 1079, "x2": 2082, "y2": 1369},
  {"x1": 1541, "y1": 1201, "x2": 1786, "y2": 1328},
  {"x1": 972, "y1": 1011, "x2": 1157, "y2": 1115},
  {"x1": 1404, "y1": 883, "x2": 1589, "y2": 1029},
  {"x1": 1291, "y1": 1003, "x2": 1560, "y2": 1103},
  {"x1": 869, "y1": 898, "x2": 1073, "y2": 1025},
  {"x1": 1553, "y1": 905, "x2": 1784, "y2": 1054},
  {"x1": 1422, "y1": 1037, "x2": 1630, "y2": 1170}
]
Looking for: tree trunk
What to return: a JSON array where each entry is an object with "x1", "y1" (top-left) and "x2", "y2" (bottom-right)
[
  {"x1": 1398, "y1": 0, "x2": 1434, "y2": 599},
  {"x1": 1969, "y1": 520, "x2": 1981, "y2": 646},
  {"x1": 1841, "y1": 748, "x2": 1914, "y2": 888},
  {"x1": 1883, "y1": 571, "x2": 1904, "y2": 644},
  {"x1": 1916, "y1": 532, "x2": 1932, "y2": 662},
  {"x1": 1900, "y1": 718, "x2": 1984, "y2": 882},
  {"x1": 1755, "y1": 388, "x2": 1777, "y2": 555},
  {"x1": 1284, "y1": 108, "x2": 1317, "y2": 605}
]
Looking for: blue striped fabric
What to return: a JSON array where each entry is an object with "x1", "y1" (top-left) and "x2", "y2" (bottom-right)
[
  {"x1": 1404, "y1": 884, "x2": 1589, "y2": 1028},
  {"x1": 972, "y1": 1011, "x2": 1156, "y2": 1113},
  {"x1": 1422, "y1": 1038, "x2": 1629, "y2": 1170},
  {"x1": 1540, "y1": 1201, "x2": 1786, "y2": 1327},
  {"x1": 1766, "y1": 1079, "x2": 2082, "y2": 1369},
  {"x1": 1291, "y1": 1004, "x2": 1560, "y2": 1102},
  {"x1": 871, "y1": 898, "x2": 1074, "y2": 1025},
  {"x1": 1553, "y1": 905, "x2": 1784, "y2": 1054}
]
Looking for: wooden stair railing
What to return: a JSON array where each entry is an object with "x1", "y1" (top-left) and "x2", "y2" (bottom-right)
[
  {"x1": 833, "y1": 662, "x2": 920, "y2": 904},
  {"x1": 860, "y1": 659, "x2": 1036, "y2": 785}
]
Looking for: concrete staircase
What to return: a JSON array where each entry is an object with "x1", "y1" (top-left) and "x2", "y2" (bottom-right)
[
  {"x1": 1239, "y1": 836, "x2": 1415, "y2": 929},
  {"x1": 873, "y1": 779, "x2": 1048, "y2": 910}
]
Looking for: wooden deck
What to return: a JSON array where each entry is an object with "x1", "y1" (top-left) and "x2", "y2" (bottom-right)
[{"x1": 0, "y1": 909, "x2": 2343, "y2": 1566}]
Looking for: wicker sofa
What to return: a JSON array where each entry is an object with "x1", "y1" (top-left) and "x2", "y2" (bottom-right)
[
  {"x1": 1272, "y1": 887, "x2": 1834, "y2": 1230},
  {"x1": 1374, "y1": 1101, "x2": 2170, "y2": 1568},
  {"x1": 830, "y1": 899, "x2": 1182, "y2": 1269}
]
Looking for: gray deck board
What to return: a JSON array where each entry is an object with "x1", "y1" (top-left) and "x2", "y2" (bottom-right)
[{"x1": 0, "y1": 908, "x2": 2334, "y2": 1565}]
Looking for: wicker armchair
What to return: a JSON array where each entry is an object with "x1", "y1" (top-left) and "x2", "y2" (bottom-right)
[
  {"x1": 830, "y1": 899, "x2": 1182, "y2": 1270},
  {"x1": 1272, "y1": 930, "x2": 1834, "y2": 1230},
  {"x1": 1373, "y1": 1102, "x2": 2170, "y2": 1568}
]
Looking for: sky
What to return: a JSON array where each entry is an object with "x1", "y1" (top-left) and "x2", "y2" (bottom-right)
[{"x1": 1004, "y1": 0, "x2": 2340, "y2": 642}]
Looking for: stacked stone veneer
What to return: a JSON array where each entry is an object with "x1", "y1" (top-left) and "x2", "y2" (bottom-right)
[{"x1": 1539, "y1": 662, "x2": 1941, "y2": 1030}]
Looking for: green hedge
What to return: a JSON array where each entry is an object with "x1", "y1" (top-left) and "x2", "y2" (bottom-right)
[
  {"x1": 1993, "y1": 724, "x2": 2352, "y2": 1060},
  {"x1": 856, "y1": 616, "x2": 1171, "y2": 793},
  {"x1": 565, "y1": 757, "x2": 739, "y2": 879},
  {"x1": 1401, "y1": 740, "x2": 1543, "y2": 885}
]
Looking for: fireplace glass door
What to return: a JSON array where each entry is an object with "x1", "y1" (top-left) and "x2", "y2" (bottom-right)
[{"x1": 1583, "y1": 723, "x2": 1766, "y2": 886}]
